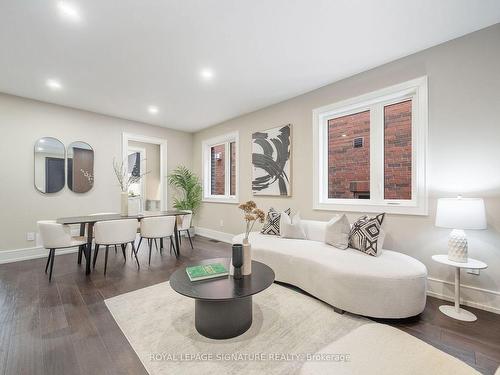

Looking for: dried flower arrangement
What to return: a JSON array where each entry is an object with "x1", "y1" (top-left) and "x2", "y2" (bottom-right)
[
  {"x1": 238, "y1": 201, "x2": 265, "y2": 242},
  {"x1": 113, "y1": 158, "x2": 149, "y2": 193}
]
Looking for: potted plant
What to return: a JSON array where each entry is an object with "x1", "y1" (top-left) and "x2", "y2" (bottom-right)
[{"x1": 168, "y1": 166, "x2": 202, "y2": 236}]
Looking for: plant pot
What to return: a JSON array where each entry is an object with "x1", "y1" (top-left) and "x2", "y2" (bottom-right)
[{"x1": 120, "y1": 192, "x2": 129, "y2": 216}]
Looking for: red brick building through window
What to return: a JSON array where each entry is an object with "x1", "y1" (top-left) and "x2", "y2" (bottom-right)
[
  {"x1": 328, "y1": 110, "x2": 370, "y2": 199},
  {"x1": 327, "y1": 100, "x2": 412, "y2": 200},
  {"x1": 210, "y1": 142, "x2": 237, "y2": 196}
]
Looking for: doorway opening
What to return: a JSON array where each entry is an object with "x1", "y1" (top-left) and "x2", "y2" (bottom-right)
[{"x1": 122, "y1": 133, "x2": 168, "y2": 213}]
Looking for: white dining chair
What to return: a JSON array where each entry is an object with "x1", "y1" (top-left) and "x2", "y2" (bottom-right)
[
  {"x1": 177, "y1": 211, "x2": 193, "y2": 249},
  {"x1": 138, "y1": 216, "x2": 176, "y2": 265},
  {"x1": 38, "y1": 220, "x2": 87, "y2": 282},
  {"x1": 92, "y1": 219, "x2": 139, "y2": 274},
  {"x1": 88, "y1": 212, "x2": 120, "y2": 253}
]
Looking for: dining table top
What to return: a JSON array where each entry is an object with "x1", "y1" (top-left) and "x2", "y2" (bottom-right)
[{"x1": 56, "y1": 210, "x2": 190, "y2": 225}]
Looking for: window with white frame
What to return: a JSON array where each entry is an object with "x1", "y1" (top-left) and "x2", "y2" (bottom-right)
[
  {"x1": 313, "y1": 77, "x2": 428, "y2": 215},
  {"x1": 202, "y1": 132, "x2": 239, "y2": 203}
]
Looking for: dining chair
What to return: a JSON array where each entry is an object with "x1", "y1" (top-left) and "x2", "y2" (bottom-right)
[
  {"x1": 177, "y1": 211, "x2": 193, "y2": 249},
  {"x1": 138, "y1": 216, "x2": 176, "y2": 265},
  {"x1": 38, "y1": 220, "x2": 87, "y2": 282},
  {"x1": 93, "y1": 219, "x2": 139, "y2": 274},
  {"x1": 88, "y1": 212, "x2": 120, "y2": 253}
]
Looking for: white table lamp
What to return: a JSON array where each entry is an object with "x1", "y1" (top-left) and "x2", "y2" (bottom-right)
[{"x1": 435, "y1": 197, "x2": 487, "y2": 262}]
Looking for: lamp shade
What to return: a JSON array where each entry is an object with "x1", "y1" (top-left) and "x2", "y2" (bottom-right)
[{"x1": 435, "y1": 198, "x2": 487, "y2": 230}]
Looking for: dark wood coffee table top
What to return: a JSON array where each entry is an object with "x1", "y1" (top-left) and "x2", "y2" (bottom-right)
[{"x1": 169, "y1": 257, "x2": 275, "y2": 301}]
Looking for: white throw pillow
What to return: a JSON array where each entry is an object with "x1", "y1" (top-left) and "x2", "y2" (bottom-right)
[
  {"x1": 324, "y1": 214, "x2": 350, "y2": 249},
  {"x1": 280, "y1": 212, "x2": 306, "y2": 239}
]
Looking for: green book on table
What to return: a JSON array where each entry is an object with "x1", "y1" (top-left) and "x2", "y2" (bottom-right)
[{"x1": 186, "y1": 263, "x2": 229, "y2": 281}]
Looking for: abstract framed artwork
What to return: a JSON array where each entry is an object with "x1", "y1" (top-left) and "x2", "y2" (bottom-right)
[{"x1": 252, "y1": 124, "x2": 292, "y2": 196}]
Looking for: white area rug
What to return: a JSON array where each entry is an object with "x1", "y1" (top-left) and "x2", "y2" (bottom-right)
[{"x1": 105, "y1": 282, "x2": 478, "y2": 375}]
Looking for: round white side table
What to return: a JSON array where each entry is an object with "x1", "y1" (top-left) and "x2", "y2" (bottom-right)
[{"x1": 432, "y1": 254, "x2": 487, "y2": 322}]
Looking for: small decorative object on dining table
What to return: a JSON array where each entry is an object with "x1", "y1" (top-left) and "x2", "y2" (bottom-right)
[
  {"x1": 235, "y1": 201, "x2": 265, "y2": 275},
  {"x1": 113, "y1": 158, "x2": 149, "y2": 216}
]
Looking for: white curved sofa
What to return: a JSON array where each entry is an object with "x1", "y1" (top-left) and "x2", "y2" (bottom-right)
[{"x1": 233, "y1": 219, "x2": 427, "y2": 319}]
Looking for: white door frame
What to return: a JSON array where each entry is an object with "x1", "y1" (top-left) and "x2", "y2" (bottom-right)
[{"x1": 122, "y1": 133, "x2": 168, "y2": 211}]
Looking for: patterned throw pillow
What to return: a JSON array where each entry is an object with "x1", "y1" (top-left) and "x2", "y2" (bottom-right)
[
  {"x1": 349, "y1": 213, "x2": 385, "y2": 256},
  {"x1": 261, "y1": 208, "x2": 291, "y2": 235}
]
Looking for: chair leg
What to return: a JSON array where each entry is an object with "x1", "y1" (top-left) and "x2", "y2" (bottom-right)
[
  {"x1": 45, "y1": 250, "x2": 51, "y2": 274},
  {"x1": 114, "y1": 245, "x2": 118, "y2": 254},
  {"x1": 104, "y1": 245, "x2": 109, "y2": 275},
  {"x1": 179, "y1": 231, "x2": 182, "y2": 246},
  {"x1": 131, "y1": 242, "x2": 140, "y2": 269},
  {"x1": 137, "y1": 237, "x2": 143, "y2": 251},
  {"x1": 154, "y1": 239, "x2": 159, "y2": 252},
  {"x1": 48, "y1": 249, "x2": 55, "y2": 282},
  {"x1": 186, "y1": 229, "x2": 194, "y2": 249},
  {"x1": 121, "y1": 244, "x2": 126, "y2": 260},
  {"x1": 169, "y1": 236, "x2": 174, "y2": 255},
  {"x1": 159, "y1": 238, "x2": 164, "y2": 255},
  {"x1": 148, "y1": 239, "x2": 152, "y2": 266},
  {"x1": 93, "y1": 244, "x2": 100, "y2": 269},
  {"x1": 77, "y1": 245, "x2": 83, "y2": 265}
]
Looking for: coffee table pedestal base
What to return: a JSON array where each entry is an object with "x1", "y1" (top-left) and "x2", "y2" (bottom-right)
[{"x1": 195, "y1": 296, "x2": 252, "y2": 339}]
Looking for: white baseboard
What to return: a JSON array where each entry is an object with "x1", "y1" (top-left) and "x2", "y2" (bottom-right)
[
  {"x1": 0, "y1": 246, "x2": 79, "y2": 264},
  {"x1": 194, "y1": 226, "x2": 233, "y2": 244},
  {"x1": 427, "y1": 277, "x2": 500, "y2": 315}
]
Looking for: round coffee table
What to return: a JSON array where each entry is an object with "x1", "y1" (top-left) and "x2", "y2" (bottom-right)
[{"x1": 170, "y1": 257, "x2": 274, "y2": 339}]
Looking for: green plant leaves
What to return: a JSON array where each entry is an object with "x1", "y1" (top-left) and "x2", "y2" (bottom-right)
[{"x1": 168, "y1": 165, "x2": 202, "y2": 216}]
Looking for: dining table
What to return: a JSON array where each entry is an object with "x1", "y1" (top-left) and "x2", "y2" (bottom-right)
[{"x1": 57, "y1": 210, "x2": 190, "y2": 275}]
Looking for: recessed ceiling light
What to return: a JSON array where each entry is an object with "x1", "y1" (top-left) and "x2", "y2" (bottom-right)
[
  {"x1": 57, "y1": 1, "x2": 81, "y2": 22},
  {"x1": 148, "y1": 105, "x2": 159, "y2": 114},
  {"x1": 341, "y1": 134, "x2": 347, "y2": 137},
  {"x1": 200, "y1": 68, "x2": 214, "y2": 81},
  {"x1": 46, "y1": 79, "x2": 62, "y2": 90}
]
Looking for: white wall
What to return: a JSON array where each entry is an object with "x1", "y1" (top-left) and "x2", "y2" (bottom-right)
[
  {"x1": 192, "y1": 24, "x2": 500, "y2": 312},
  {"x1": 0, "y1": 94, "x2": 192, "y2": 251}
]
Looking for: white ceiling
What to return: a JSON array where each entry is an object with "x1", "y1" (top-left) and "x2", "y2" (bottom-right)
[{"x1": 1, "y1": 1, "x2": 499, "y2": 132}]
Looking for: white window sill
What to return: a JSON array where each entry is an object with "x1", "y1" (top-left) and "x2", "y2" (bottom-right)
[
  {"x1": 202, "y1": 197, "x2": 239, "y2": 204},
  {"x1": 313, "y1": 202, "x2": 428, "y2": 216}
]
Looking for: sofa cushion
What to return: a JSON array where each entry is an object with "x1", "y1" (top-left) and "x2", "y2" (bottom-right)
[
  {"x1": 325, "y1": 214, "x2": 350, "y2": 249},
  {"x1": 280, "y1": 212, "x2": 306, "y2": 239},
  {"x1": 349, "y1": 213, "x2": 385, "y2": 256},
  {"x1": 261, "y1": 207, "x2": 290, "y2": 235},
  {"x1": 302, "y1": 220, "x2": 327, "y2": 242}
]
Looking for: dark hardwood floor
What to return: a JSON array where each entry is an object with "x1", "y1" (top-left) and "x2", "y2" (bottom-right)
[{"x1": 0, "y1": 236, "x2": 498, "y2": 374}]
